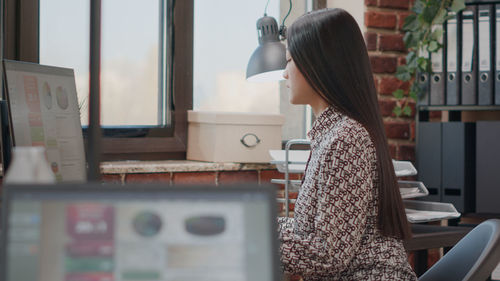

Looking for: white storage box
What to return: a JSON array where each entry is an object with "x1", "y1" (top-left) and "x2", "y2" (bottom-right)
[{"x1": 187, "y1": 111, "x2": 285, "y2": 163}]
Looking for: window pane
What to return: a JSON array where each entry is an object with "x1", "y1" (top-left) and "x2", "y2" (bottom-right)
[
  {"x1": 39, "y1": 0, "x2": 89, "y2": 125},
  {"x1": 193, "y1": 0, "x2": 280, "y2": 114},
  {"x1": 40, "y1": 0, "x2": 163, "y2": 126}
]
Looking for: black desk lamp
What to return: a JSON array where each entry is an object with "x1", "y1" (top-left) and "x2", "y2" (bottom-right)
[{"x1": 246, "y1": 0, "x2": 291, "y2": 83}]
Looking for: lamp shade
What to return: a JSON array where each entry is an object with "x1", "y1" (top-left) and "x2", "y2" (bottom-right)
[{"x1": 246, "y1": 16, "x2": 286, "y2": 83}]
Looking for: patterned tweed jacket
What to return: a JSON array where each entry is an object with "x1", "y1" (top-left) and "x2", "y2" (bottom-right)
[{"x1": 278, "y1": 106, "x2": 417, "y2": 281}]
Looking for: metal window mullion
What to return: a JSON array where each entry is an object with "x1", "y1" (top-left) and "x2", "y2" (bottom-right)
[
  {"x1": 166, "y1": 0, "x2": 174, "y2": 125},
  {"x1": 159, "y1": 0, "x2": 174, "y2": 127},
  {"x1": 88, "y1": 0, "x2": 101, "y2": 181},
  {"x1": 158, "y1": 0, "x2": 166, "y2": 126}
]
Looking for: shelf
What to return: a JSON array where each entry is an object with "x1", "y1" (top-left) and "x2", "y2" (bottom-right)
[
  {"x1": 399, "y1": 181, "x2": 429, "y2": 199},
  {"x1": 418, "y1": 105, "x2": 500, "y2": 111},
  {"x1": 404, "y1": 200, "x2": 461, "y2": 223},
  {"x1": 393, "y1": 160, "x2": 418, "y2": 177}
]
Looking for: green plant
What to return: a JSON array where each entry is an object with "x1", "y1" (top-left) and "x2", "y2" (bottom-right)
[{"x1": 392, "y1": 0, "x2": 466, "y2": 117}]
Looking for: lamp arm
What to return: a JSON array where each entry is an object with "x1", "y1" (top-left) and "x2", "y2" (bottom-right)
[
  {"x1": 279, "y1": 0, "x2": 292, "y2": 41},
  {"x1": 281, "y1": 0, "x2": 292, "y2": 29}
]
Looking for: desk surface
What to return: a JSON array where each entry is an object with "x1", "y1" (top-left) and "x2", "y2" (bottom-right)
[{"x1": 405, "y1": 224, "x2": 472, "y2": 251}]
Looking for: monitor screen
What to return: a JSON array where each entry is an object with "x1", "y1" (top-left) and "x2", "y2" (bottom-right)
[
  {"x1": 3, "y1": 60, "x2": 86, "y2": 182},
  {"x1": 1, "y1": 184, "x2": 279, "y2": 281}
]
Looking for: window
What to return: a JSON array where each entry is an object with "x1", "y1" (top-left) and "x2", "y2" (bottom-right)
[
  {"x1": 40, "y1": 0, "x2": 167, "y2": 127},
  {"x1": 193, "y1": 0, "x2": 313, "y2": 140},
  {"x1": 193, "y1": 0, "x2": 280, "y2": 114},
  {"x1": 4, "y1": 0, "x2": 193, "y2": 160},
  {"x1": 3, "y1": 0, "x2": 338, "y2": 159}
]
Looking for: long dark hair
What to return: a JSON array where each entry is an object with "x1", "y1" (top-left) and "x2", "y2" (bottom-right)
[{"x1": 287, "y1": 8, "x2": 411, "y2": 240}]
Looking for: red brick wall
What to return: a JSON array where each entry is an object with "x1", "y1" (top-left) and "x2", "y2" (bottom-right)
[
  {"x1": 0, "y1": 169, "x2": 301, "y2": 218},
  {"x1": 101, "y1": 169, "x2": 302, "y2": 217},
  {"x1": 364, "y1": 0, "x2": 416, "y2": 162}
]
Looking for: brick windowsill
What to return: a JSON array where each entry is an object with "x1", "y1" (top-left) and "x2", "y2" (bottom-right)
[
  {"x1": 100, "y1": 160, "x2": 276, "y2": 174},
  {"x1": 0, "y1": 160, "x2": 277, "y2": 176}
]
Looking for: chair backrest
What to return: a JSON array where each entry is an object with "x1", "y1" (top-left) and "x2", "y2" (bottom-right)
[{"x1": 419, "y1": 219, "x2": 500, "y2": 281}]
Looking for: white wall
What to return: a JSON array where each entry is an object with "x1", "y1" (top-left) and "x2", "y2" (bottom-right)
[{"x1": 327, "y1": 0, "x2": 365, "y2": 31}]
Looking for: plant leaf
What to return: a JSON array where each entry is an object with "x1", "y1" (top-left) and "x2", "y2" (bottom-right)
[
  {"x1": 409, "y1": 90, "x2": 418, "y2": 101},
  {"x1": 406, "y1": 51, "x2": 418, "y2": 68},
  {"x1": 393, "y1": 89, "x2": 405, "y2": 99},
  {"x1": 412, "y1": 0, "x2": 425, "y2": 14},
  {"x1": 397, "y1": 0, "x2": 459, "y2": 114},
  {"x1": 395, "y1": 65, "x2": 412, "y2": 81},
  {"x1": 406, "y1": 51, "x2": 416, "y2": 63},
  {"x1": 417, "y1": 57, "x2": 429, "y2": 72},
  {"x1": 405, "y1": 31, "x2": 423, "y2": 49},
  {"x1": 450, "y1": 0, "x2": 466, "y2": 13},
  {"x1": 402, "y1": 105, "x2": 412, "y2": 116},
  {"x1": 421, "y1": 5, "x2": 440, "y2": 23},
  {"x1": 393, "y1": 106, "x2": 403, "y2": 117},
  {"x1": 403, "y1": 14, "x2": 419, "y2": 31},
  {"x1": 431, "y1": 27, "x2": 444, "y2": 41},
  {"x1": 434, "y1": 8, "x2": 448, "y2": 24},
  {"x1": 403, "y1": 32, "x2": 413, "y2": 47},
  {"x1": 427, "y1": 40, "x2": 439, "y2": 52}
]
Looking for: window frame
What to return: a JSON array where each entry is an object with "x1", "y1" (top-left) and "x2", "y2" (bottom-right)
[{"x1": 3, "y1": 0, "x2": 193, "y2": 160}]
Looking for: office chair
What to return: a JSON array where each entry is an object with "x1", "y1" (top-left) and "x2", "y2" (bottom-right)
[{"x1": 419, "y1": 219, "x2": 500, "y2": 281}]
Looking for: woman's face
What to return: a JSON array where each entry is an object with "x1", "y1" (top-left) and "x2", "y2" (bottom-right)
[{"x1": 283, "y1": 51, "x2": 320, "y2": 105}]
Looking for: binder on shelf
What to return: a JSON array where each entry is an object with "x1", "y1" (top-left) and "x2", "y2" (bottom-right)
[
  {"x1": 430, "y1": 24, "x2": 446, "y2": 105},
  {"x1": 417, "y1": 48, "x2": 430, "y2": 105},
  {"x1": 447, "y1": 11, "x2": 460, "y2": 105},
  {"x1": 478, "y1": 5, "x2": 494, "y2": 105},
  {"x1": 461, "y1": 6, "x2": 478, "y2": 105},
  {"x1": 476, "y1": 121, "x2": 500, "y2": 214},
  {"x1": 495, "y1": 5, "x2": 500, "y2": 105},
  {"x1": 442, "y1": 122, "x2": 475, "y2": 213},
  {"x1": 417, "y1": 122, "x2": 442, "y2": 202}
]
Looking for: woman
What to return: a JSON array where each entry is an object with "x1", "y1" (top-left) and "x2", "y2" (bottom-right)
[{"x1": 278, "y1": 8, "x2": 417, "y2": 280}]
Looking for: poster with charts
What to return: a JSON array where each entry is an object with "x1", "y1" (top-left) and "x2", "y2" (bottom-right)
[{"x1": 4, "y1": 60, "x2": 86, "y2": 182}]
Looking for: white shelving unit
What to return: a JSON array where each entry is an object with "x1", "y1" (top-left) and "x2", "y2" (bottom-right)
[{"x1": 270, "y1": 139, "x2": 310, "y2": 216}]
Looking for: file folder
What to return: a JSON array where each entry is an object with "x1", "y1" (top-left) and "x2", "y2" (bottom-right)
[
  {"x1": 478, "y1": 5, "x2": 494, "y2": 105},
  {"x1": 431, "y1": 24, "x2": 445, "y2": 105},
  {"x1": 447, "y1": 11, "x2": 460, "y2": 105},
  {"x1": 417, "y1": 48, "x2": 430, "y2": 105},
  {"x1": 417, "y1": 122, "x2": 442, "y2": 202},
  {"x1": 476, "y1": 121, "x2": 500, "y2": 213},
  {"x1": 442, "y1": 122, "x2": 475, "y2": 213},
  {"x1": 496, "y1": 5, "x2": 500, "y2": 105},
  {"x1": 461, "y1": 6, "x2": 478, "y2": 105}
]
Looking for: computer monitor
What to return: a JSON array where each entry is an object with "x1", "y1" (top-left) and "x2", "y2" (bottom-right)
[
  {"x1": 2, "y1": 60, "x2": 86, "y2": 182},
  {"x1": 0, "y1": 184, "x2": 280, "y2": 281}
]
